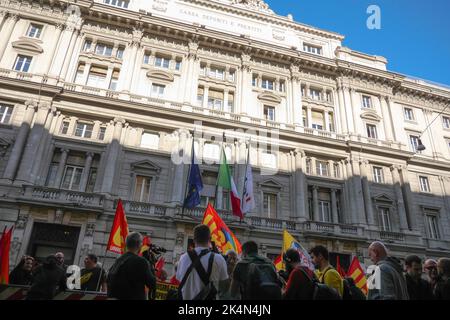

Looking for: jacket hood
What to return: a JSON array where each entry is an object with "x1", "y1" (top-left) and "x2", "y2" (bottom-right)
[{"x1": 379, "y1": 256, "x2": 404, "y2": 273}]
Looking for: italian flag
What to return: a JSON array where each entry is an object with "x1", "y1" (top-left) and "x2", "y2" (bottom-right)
[{"x1": 218, "y1": 148, "x2": 243, "y2": 219}]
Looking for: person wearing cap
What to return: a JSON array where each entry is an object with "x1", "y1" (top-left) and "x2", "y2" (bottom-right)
[{"x1": 282, "y1": 248, "x2": 316, "y2": 300}]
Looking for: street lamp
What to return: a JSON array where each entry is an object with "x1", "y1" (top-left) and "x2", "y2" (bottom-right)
[
  {"x1": 415, "y1": 104, "x2": 450, "y2": 153},
  {"x1": 416, "y1": 139, "x2": 426, "y2": 152}
]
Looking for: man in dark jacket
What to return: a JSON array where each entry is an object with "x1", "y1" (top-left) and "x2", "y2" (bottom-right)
[
  {"x1": 282, "y1": 248, "x2": 315, "y2": 300},
  {"x1": 367, "y1": 241, "x2": 409, "y2": 300},
  {"x1": 404, "y1": 255, "x2": 433, "y2": 300},
  {"x1": 434, "y1": 258, "x2": 450, "y2": 300},
  {"x1": 26, "y1": 255, "x2": 66, "y2": 300},
  {"x1": 107, "y1": 232, "x2": 156, "y2": 300}
]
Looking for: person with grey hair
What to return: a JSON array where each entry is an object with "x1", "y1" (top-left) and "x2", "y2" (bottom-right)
[
  {"x1": 367, "y1": 241, "x2": 409, "y2": 300},
  {"x1": 434, "y1": 258, "x2": 450, "y2": 300},
  {"x1": 107, "y1": 232, "x2": 156, "y2": 300}
]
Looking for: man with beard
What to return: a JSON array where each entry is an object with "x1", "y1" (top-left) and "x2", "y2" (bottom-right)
[
  {"x1": 424, "y1": 259, "x2": 439, "y2": 291},
  {"x1": 404, "y1": 255, "x2": 433, "y2": 300},
  {"x1": 282, "y1": 249, "x2": 316, "y2": 300}
]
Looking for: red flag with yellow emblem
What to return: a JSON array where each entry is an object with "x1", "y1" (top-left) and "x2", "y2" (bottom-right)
[
  {"x1": 202, "y1": 204, "x2": 242, "y2": 254},
  {"x1": 347, "y1": 256, "x2": 368, "y2": 295},
  {"x1": 139, "y1": 235, "x2": 151, "y2": 256},
  {"x1": 107, "y1": 199, "x2": 129, "y2": 254}
]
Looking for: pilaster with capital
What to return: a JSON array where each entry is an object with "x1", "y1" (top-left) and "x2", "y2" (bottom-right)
[
  {"x1": 0, "y1": 13, "x2": 19, "y2": 61},
  {"x1": 360, "y1": 160, "x2": 375, "y2": 226},
  {"x1": 238, "y1": 53, "x2": 252, "y2": 115},
  {"x1": 101, "y1": 118, "x2": 125, "y2": 194},
  {"x1": 122, "y1": 28, "x2": 143, "y2": 92},
  {"x1": 294, "y1": 149, "x2": 307, "y2": 220},
  {"x1": 399, "y1": 165, "x2": 417, "y2": 230},
  {"x1": 390, "y1": 165, "x2": 409, "y2": 231}
]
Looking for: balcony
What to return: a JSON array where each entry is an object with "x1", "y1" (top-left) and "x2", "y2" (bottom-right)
[
  {"x1": 120, "y1": 200, "x2": 168, "y2": 217},
  {"x1": 20, "y1": 186, "x2": 104, "y2": 209},
  {"x1": 379, "y1": 230, "x2": 405, "y2": 242},
  {"x1": 303, "y1": 221, "x2": 365, "y2": 238}
]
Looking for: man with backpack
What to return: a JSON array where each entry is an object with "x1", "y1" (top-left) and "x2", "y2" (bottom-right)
[
  {"x1": 176, "y1": 224, "x2": 228, "y2": 300},
  {"x1": 230, "y1": 241, "x2": 282, "y2": 300},
  {"x1": 342, "y1": 277, "x2": 367, "y2": 300},
  {"x1": 282, "y1": 248, "x2": 316, "y2": 300},
  {"x1": 107, "y1": 232, "x2": 156, "y2": 300},
  {"x1": 309, "y1": 245, "x2": 344, "y2": 298}
]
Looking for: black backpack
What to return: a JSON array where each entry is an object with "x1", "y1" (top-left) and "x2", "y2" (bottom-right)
[
  {"x1": 106, "y1": 254, "x2": 133, "y2": 299},
  {"x1": 246, "y1": 261, "x2": 282, "y2": 300},
  {"x1": 342, "y1": 278, "x2": 367, "y2": 300},
  {"x1": 298, "y1": 267, "x2": 341, "y2": 300}
]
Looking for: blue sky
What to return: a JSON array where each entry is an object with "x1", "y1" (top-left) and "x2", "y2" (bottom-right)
[{"x1": 265, "y1": 0, "x2": 450, "y2": 86}]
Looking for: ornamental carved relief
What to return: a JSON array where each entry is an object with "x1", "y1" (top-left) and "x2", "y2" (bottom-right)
[{"x1": 231, "y1": 0, "x2": 274, "y2": 14}]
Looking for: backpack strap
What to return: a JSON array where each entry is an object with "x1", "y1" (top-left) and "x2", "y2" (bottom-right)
[
  {"x1": 188, "y1": 250, "x2": 215, "y2": 286},
  {"x1": 178, "y1": 249, "x2": 210, "y2": 297},
  {"x1": 319, "y1": 266, "x2": 333, "y2": 284}
]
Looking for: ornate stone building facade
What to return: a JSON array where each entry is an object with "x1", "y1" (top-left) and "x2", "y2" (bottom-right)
[{"x1": 0, "y1": 0, "x2": 449, "y2": 270}]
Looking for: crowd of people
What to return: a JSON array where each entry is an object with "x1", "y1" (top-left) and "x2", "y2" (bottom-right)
[{"x1": 6, "y1": 224, "x2": 450, "y2": 300}]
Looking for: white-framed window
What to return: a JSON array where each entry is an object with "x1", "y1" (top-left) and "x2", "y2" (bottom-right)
[
  {"x1": 98, "y1": 127, "x2": 106, "y2": 140},
  {"x1": 443, "y1": 116, "x2": 450, "y2": 129},
  {"x1": 60, "y1": 121, "x2": 70, "y2": 134},
  {"x1": 109, "y1": 69, "x2": 120, "y2": 91},
  {"x1": 175, "y1": 60, "x2": 182, "y2": 71},
  {"x1": 379, "y1": 207, "x2": 391, "y2": 231},
  {"x1": 261, "y1": 152, "x2": 277, "y2": 168},
  {"x1": 404, "y1": 107, "x2": 415, "y2": 121},
  {"x1": 316, "y1": 161, "x2": 329, "y2": 176},
  {"x1": 227, "y1": 70, "x2": 235, "y2": 82},
  {"x1": 61, "y1": 166, "x2": 83, "y2": 190},
  {"x1": 86, "y1": 65, "x2": 107, "y2": 88},
  {"x1": 419, "y1": 176, "x2": 431, "y2": 192},
  {"x1": 26, "y1": 23, "x2": 43, "y2": 38},
  {"x1": 75, "y1": 122, "x2": 93, "y2": 138},
  {"x1": 154, "y1": 56, "x2": 170, "y2": 69},
  {"x1": 208, "y1": 67, "x2": 225, "y2": 80},
  {"x1": 151, "y1": 83, "x2": 165, "y2": 98},
  {"x1": 425, "y1": 214, "x2": 440, "y2": 239},
  {"x1": 203, "y1": 143, "x2": 220, "y2": 160},
  {"x1": 264, "y1": 105, "x2": 275, "y2": 121},
  {"x1": 200, "y1": 196, "x2": 215, "y2": 208},
  {"x1": 104, "y1": 0, "x2": 129, "y2": 9},
  {"x1": 263, "y1": 193, "x2": 277, "y2": 219},
  {"x1": 95, "y1": 43, "x2": 113, "y2": 56},
  {"x1": 318, "y1": 201, "x2": 331, "y2": 222},
  {"x1": 207, "y1": 90, "x2": 224, "y2": 110},
  {"x1": 312, "y1": 123, "x2": 323, "y2": 130},
  {"x1": 197, "y1": 87, "x2": 204, "y2": 106},
  {"x1": 222, "y1": 191, "x2": 230, "y2": 211},
  {"x1": 0, "y1": 104, "x2": 13, "y2": 124},
  {"x1": 14, "y1": 55, "x2": 32, "y2": 72},
  {"x1": 373, "y1": 166, "x2": 384, "y2": 183},
  {"x1": 362, "y1": 95, "x2": 372, "y2": 108},
  {"x1": 83, "y1": 40, "x2": 92, "y2": 51},
  {"x1": 279, "y1": 81, "x2": 286, "y2": 92},
  {"x1": 227, "y1": 93, "x2": 234, "y2": 113},
  {"x1": 252, "y1": 75, "x2": 258, "y2": 87},
  {"x1": 366, "y1": 124, "x2": 378, "y2": 139},
  {"x1": 310, "y1": 88, "x2": 321, "y2": 100},
  {"x1": 133, "y1": 176, "x2": 151, "y2": 202},
  {"x1": 261, "y1": 78, "x2": 274, "y2": 90},
  {"x1": 116, "y1": 47, "x2": 124, "y2": 59},
  {"x1": 303, "y1": 44, "x2": 322, "y2": 55},
  {"x1": 409, "y1": 135, "x2": 420, "y2": 152},
  {"x1": 140, "y1": 132, "x2": 160, "y2": 149}
]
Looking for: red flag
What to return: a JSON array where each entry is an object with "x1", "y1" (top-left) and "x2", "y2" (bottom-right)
[
  {"x1": 336, "y1": 256, "x2": 347, "y2": 278},
  {"x1": 273, "y1": 254, "x2": 283, "y2": 271},
  {"x1": 155, "y1": 257, "x2": 165, "y2": 279},
  {"x1": 139, "y1": 235, "x2": 152, "y2": 256},
  {"x1": 169, "y1": 275, "x2": 180, "y2": 286},
  {"x1": 0, "y1": 226, "x2": 13, "y2": 284},
  {"x1": 347, "y1": 256, "x2": 368, "y2": 295},
  {"x1": 106, "y1": 199, "x2": 129, "y2": 254}
]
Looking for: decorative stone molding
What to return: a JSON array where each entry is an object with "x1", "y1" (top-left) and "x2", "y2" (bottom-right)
[
  {"x1": 231, "y1": 0, "x2": 274, "y2": 15},
  {"x1": 146, "y1": 70, "x2": 174, "y2": 82},
  {"x1": 85, "y1": 223, "x2": 95, "y2": 237},
  {"x1": 11, "y1": 40, "x2": 44, "y2": 54},
  {"x1": 55, "y1": 209, "x2": 64, "y2": 224},
  {"x1": 15, "y1": 214, "x2": 28, "y2": 229},
  {"x1": 360, "y1": 111, "x2": 381, "y2": 122},
  {"x1": 257, "y1": 91, "x2": 282, "y2": 104}
]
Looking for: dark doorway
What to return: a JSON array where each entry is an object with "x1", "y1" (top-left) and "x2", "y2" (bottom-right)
[{"x1": 28, "y1": 222, "x2": 80, "y2": 265}]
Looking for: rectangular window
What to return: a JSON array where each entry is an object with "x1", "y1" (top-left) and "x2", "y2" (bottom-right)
[
  {"x1": 154, "y1": 56, "x2": 170, "y2": 68},
  {"x1": 175, "y1": 60, "x2": 182, "y2": 71},
  {"x1": 27, "y1": 24, "x2": 43, "y2": 38},
  {"x1": 83, "y1": 40, "x2": 92, "y2": 52},
  {"x1": 0, "y1": 104, "x2": 13, "y2": 124},
  {"x1": 133, "y1": 176, "x2": 151, "y2": 202},
  {"x1": 443, "y1": 116, "x2": 450, "y2": 129},
  {"x1": 419, "y1": 176, "x2": 430, "y2": 192},
  {"x1": 151, "y1": 84, "x2": 165, "y2": 98},
  {"x1": 279, "y1": 81, "x2": 286, "y2": 92},
  {"x1": 316, "y1": 161, "x2": 329, "y2": 176},
  {"x1": 209, "y1": 67, "x2": 225, "y2": 80},
  {"x1": 74, "y1": 123, "x2": 93, "y2": 138},
  {"x1": 86, "y1": 65, "x2": 107, "y2": 88},
  {"x1": 104, "y1": 0, "x2": 129, "y2": 9},
  {"x1": 116, "y1": 47, "x2": 124, "y2": 59},
  {"x1": 264, "y1": 105, "x2": 275, "y2": 121},
  {"x1": 228, "y1": 70, "x2": 235, "y2": 82},
  {"x1": 303, "y1": 44, "x2": 322, "y2": 55},
  {"x1": 61, "y1": 166, "x2": 83, "y2": 190},
  {"x1": 318, "y1": 201, "x2": 331, "y2": 222},
  {"x1": 252, "y1": 75, "x2": 258, "y2": 87},
  {"x1": 143, "y1": 54, "x2": 151, "y2": 65},
  {"x1": 197, "y1": 87, "x2": 204, "y2": 106},
  {"x1": 263, "y1": 193, "x2": 277, "y2": 219},
  {"x1": 379, "y1": 208, "x2": 391, "y2": 231},
  {"x1": 60, "y1": 121, "x2": 70, "y2": 134},
  {"x1": 366, "y1": 124, "x2": 378, "y2": 139},
  {"x1": 109, "y1": 69, "x2": 120, "y2": 91},
  {"x1": 404, "y1": 108, "x2": 415, "y2": 121},
  {"x1": 362, "y1": 95, "x2": 372, "y2": 108},
  {"x1": 207, "y1": 90, "x2": 224, "y2": 110},
  {"x1": 310, "y1": 89, "x2": 321, "y2": 100},
  {"x1": 409, "y1": 135, "x2": 420, "y2": 152},
  {"x1": 426, "y1": 214, "x2": 440, "y2": 239},
  {"x1": 140, "y1": 132, "x2": 160, "y2": 149},
  {"x1": 98, "y1": 127, "x2": 106, "y2": 140},
  {"x1": 262, "y1": 79, "x2": 274, "y2": 90},
  {"x1": 14, "y1": 55, "x2": 32, "y2": 72},
  {"x1": 373, "y1": 167, "x2": 384, "y2": 183},
  {"x1": 222, "y1": 191, "x2": 230, "y2": 211},
  {"x1": 95, "y1": 43, "x2": 113, "y2": 56}
]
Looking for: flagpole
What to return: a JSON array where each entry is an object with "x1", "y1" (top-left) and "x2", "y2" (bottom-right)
[
  {"x1": 214, "y1": 132, "x2": 226, "y2": 211},
  {"x1": 94, "y1": 246, "x2": 109, "y2": 293},
  {"x1": 240, "y1": 139, "x2": 251, "y2": 223},
  {"x1": 181, "y1": 129, "x2": 195, "y2": 218}
]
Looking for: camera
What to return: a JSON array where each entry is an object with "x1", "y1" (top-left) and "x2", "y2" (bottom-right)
[{"x1": 149, "y1": 244, "x2": 167, "y2": 255}]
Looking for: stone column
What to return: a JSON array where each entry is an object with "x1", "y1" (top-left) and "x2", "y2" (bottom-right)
[
  {"x1": 379, "y1": 95, "x2": 394, "y2": 142},
  {"x1": 44, "y1": 24, "x2": 64, "y2": 74},
  {"x1": 342, "y1": 86, "x2": 355, "y2": 133},
  {"x1": 294, "y1": 149, "x2": 307, "y2": 220},
  {"x1": 310, "y1": 157, "x2": 317, "y2": 175},
  {"x1": 54, "y1": 148, "x2": 69, "y2": 188},
  {"x1": 349, "y1": 88, "x2": 360, "y2": 134},
  {"x1": 2, "y1": 102, "x2": 36, "y2": 181},
  {"x1": 183, "y1": 41, "x2": 199, "y2": 104},
  {"x1": 292, "y1": 68, "x2": 302, "y2": 126},
  {"x1": 385, "y1": 96, "x2": 397, "y2": 141},
  {"x1": 79, "y1": 152, "x2": 94, "y2": 192},
  {"x1": 101, "y1": 118, "x2": 125, "y2": 194},
  {"x1": 306, "y1": 106, "x2": 312, "y2": 128},
  {"x1": 60, "y1": 29, "x2": 82, "y2": 81},
  {"x1": 203, "y1": 86, "x2": 209, "y2": 108},
  {"x1": 0, "y1": 10, "x2": 7, "y2": 27},
  {"x1": 223, "y1": 89, "x2": 229, "y2": 112},
  {"x1": 351, "y1": 159, "x2": 367, "y2": 225},
  {"x1": 331, "y1": 189, "x2": 339, "y2": 223},
  {"x1": 399, "y1": 165, "x2": 417, "y2": 230},
  {"x1": 390, "y1": 165, "x2": 409, "y2": 231},
  {"x1": 0, "y1": 13, "x2": 18, "y2": 61},
  {"x1": 122, "y1": 29, "x2": 142, "y2": 92},
  {"x1": 360, "y1": 160, "x2": 376, "y2": 226},
  {"x1": 324, "y1": 111, "x2": 331, "y2": 132},
  {"x1": 312, "y1": 186, "x2": 320, "y2": 222},
  {"x1": 15, "y1": 104, "x2": 52, "y2": 184},
  {"x1": 239, "y1": 53, "x2": 252, "y2": 115},
  {"x1": 336, "y1": 85, "x2": 348, "y2": 133}
]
